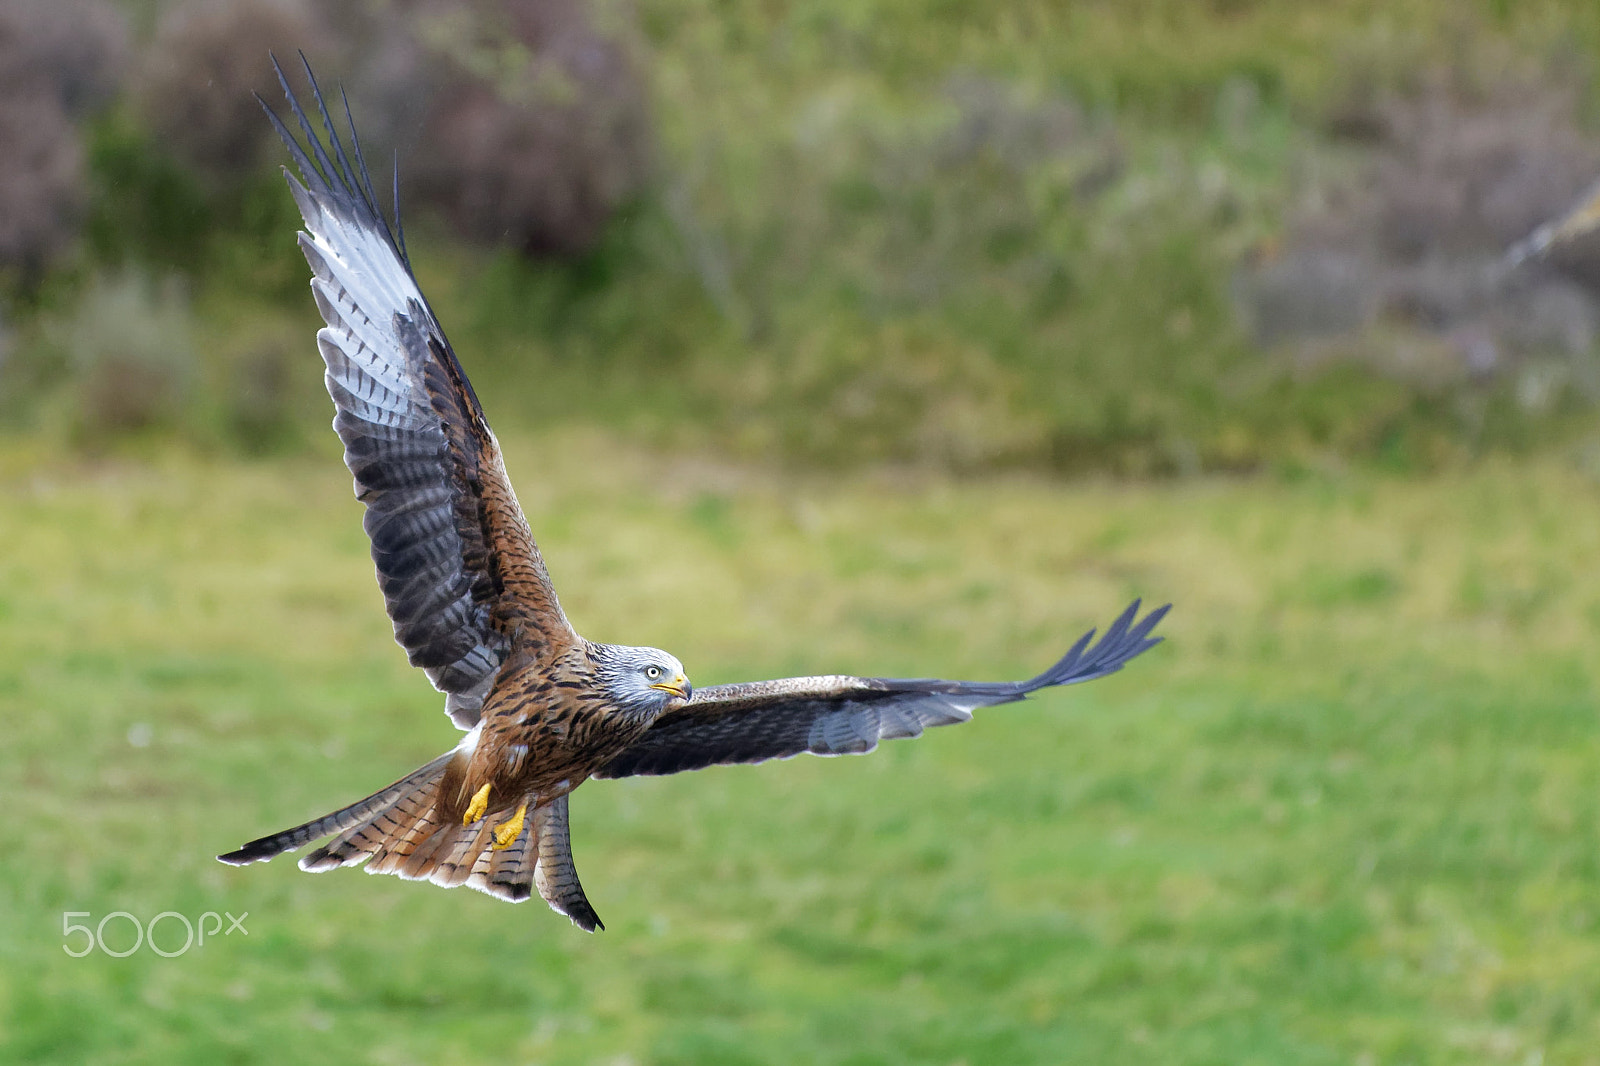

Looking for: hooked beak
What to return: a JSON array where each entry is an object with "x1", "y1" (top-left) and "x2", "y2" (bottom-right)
[{"x1": 649, "y1": 672, "x2": 692, "y2": 701}]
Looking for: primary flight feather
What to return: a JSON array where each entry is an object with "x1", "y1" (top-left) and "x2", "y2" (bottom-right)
[{"x1": 218, "y1": 56, "x2": 1170, "y2": 931}]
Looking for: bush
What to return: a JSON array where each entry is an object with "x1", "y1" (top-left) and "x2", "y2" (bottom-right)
[
  {"x1": 0, "y1": 0, "x2": 128, "y2": 282},
  {"x1": 397, "y1": 0, "x2": 654, "y2": 257},
  {"x1": 133, "y1": 0, "x2": 343, "y2": 195},
  {"x1": 1, "y1": 0, "x2": 128, "y2": 117},
  {"x1": 126, "y1": 0, "x2": 650, "y2": 262},
  {"x1": 1237, "y1": 64, "x2": 1600, "y2": 408},
  {"x1": 0, "y1": 91, "x2": 83, "y2": 285}
]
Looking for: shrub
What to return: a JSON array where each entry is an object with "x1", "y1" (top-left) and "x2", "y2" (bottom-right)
[
  {"x1": 1238, "y1": 65, "x2": 1600, "y2": 407},
  {"x1": 0, "y1": 0, "x2": 128, "y2": 117},
  {"x1": 398, "y1": 0, "x2": 654, "y2": 257},
  {"x1": 0, "y1": 0, "x2": 128, "y2": 281},
  {"x1": 128, "y1": 0, "x2": 650, "y2": 262},
  {"x1": 133, "y1": 0, "x2": 343, "y2": 194},
  {"x1": 0, "y1": 91, "x2": 83, "y2": 284}
]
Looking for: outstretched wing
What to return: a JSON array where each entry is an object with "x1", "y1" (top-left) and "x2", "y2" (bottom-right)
[
  {"x1": 262, "y1": 56, "x2": 576, "y2": 728},
  {"x1": 597, "y1": 600, "x2": 1168, "y2": 778}
]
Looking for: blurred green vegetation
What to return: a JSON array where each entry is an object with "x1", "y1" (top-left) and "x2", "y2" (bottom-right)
[
  {"x1": 3, "y1": 435, "x2": 1599, "y2": 1063},
  {"x1": 5, "y1": 0, "x2": 1600, "y2": 472}
]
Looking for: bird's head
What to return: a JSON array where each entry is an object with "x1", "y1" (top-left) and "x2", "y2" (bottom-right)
[{"x1": 593, "y1": 644, "x2": 692, "y2": 718}]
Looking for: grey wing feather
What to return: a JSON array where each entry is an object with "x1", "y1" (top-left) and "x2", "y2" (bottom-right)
[
  {"x1": 597, "y1": 599, "x2": 1168, "y2": 778},
  {"x1": 260, "y1": 56, "x2": 525, "y2": 729}
]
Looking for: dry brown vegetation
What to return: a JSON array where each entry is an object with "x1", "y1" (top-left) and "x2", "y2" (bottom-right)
[
  {"x1": 1239, "y1": 64, "x2": 1600, "y2": 406},
  {"x1": 133, "y1": 0, "x2": 342, "y2": 192},
  {"x1": 130, "y1": 0, "x2": 651, "y2": 257},
  {"x1": 396, "y1": 0, "x2": 652, "y2": 256},
  {"x1": 0, "y1": 0, "x2": 127, "y2": 279}
]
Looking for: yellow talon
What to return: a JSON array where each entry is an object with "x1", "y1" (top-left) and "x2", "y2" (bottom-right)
[
  {"x1": 492, "y1": 803, "x2": 528, "y2": 850},
  {"x1": 462, "y1": 783, "x2": 491, "y2": 825}
]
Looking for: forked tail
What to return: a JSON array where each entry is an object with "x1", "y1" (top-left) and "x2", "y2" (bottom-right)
[{"x1": 217, "y1": 756, "x2": 602, "y2": 930}]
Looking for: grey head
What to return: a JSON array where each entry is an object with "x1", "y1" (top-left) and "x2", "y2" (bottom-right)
[{"x1": 591, "y1": 643, "x2": 692, "y2": 718}]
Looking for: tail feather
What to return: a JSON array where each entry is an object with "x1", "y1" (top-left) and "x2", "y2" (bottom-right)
[
  {"x1": 531, "y1": 796, "x2": 603, "y2": 931},
  {"x1": 427, "y1": 820, "x2": 497, "y2": 888},
  {"x1": 219, "y1": 758, "x2": 602, "y2": 928},
  {"x1": 321, "y1": 794, "x2": 440, "y2": 873},
  {"x1": 468, "y1": 809, "x2": 537, "y2": 903},
  {"x1": 360, "y1": 785, "x2": 451, "y2": 874},
  {"x1": 304, "y1": 759, "x2": 453, "y2": 872},
  {"x1": 395, "y1": 814, "x2": 487, "y2": 883},
  {"x1": 217, "y1": 753, "x2": 455, "y2": 866}
]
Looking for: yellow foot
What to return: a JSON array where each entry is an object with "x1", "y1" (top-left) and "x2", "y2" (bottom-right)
[
  {"x1": 462, "y1": 783, "x2": 491, "y2": 825},
  {"x1": 492, "y1": 803, "x2": 528, "y2": 850}
]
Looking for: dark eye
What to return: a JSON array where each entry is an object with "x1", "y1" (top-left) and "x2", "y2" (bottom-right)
[{"x1": 645, "y1": 665, "x2": 662, "y2": 680}]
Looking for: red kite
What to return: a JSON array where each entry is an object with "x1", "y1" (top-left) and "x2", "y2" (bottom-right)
[{"x1": 219, "y1": 58, "x2": 1169, "y2": 931}]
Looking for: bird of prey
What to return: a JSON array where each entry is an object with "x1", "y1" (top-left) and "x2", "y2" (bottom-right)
[{"x1": 218, "y1": 58, "x2": 1170, "y2": 932}]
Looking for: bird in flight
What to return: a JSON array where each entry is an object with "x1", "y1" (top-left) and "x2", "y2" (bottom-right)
[{"x1": 218, "y1": 57, "x2": 1170, "y2": 931}]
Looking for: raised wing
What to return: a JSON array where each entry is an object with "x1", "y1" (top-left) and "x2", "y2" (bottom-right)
[
  {"x1": 597, "y1": 600, "x2": 1168, "y2": 778},
  {"x1": 262, "y1": 56, "x2": 577, "y2": 728}
]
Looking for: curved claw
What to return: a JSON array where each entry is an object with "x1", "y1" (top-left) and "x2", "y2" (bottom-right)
[
  {"x1": 492, "y1": 803, "x2": 527, "y2": 850},
  {"x1": 462, "y1": 783, "x2": 491, "y2": 825}
]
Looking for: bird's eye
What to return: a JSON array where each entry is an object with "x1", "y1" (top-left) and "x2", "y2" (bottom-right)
[{"x1": 645, "y1": 665, "x2": 662, "y2": 680}]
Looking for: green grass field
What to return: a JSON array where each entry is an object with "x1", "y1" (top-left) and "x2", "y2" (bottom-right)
[{"x1": 3, "y1": 433, "x2": 1598, "y2": 1064}]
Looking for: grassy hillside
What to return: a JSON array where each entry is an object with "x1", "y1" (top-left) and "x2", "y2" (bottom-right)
[
  {"x1": 3, "y1": 435, "x2": 1598, "y2": 1063},
  {"x1": 9, "y1": 0, "x2": 1600, "y2": 471}
]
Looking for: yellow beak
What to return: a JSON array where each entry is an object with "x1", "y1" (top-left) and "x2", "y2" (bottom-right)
[{"x1": 649, "y1": 672, "x2": 692, "y2": 701}]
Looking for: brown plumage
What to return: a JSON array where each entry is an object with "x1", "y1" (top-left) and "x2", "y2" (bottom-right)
[{"x1": 217, "y1": 57, "x2": 1170, "y2": 932}]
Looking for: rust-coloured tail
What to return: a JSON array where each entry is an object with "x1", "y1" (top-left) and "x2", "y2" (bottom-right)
[{"x1": 217, "y1": 757, "x2": 602, "y2": 929}]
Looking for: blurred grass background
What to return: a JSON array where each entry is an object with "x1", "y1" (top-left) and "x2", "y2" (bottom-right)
[{"x1": 4, "y1": 0, "x2": 1600, "y2": 1063}]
